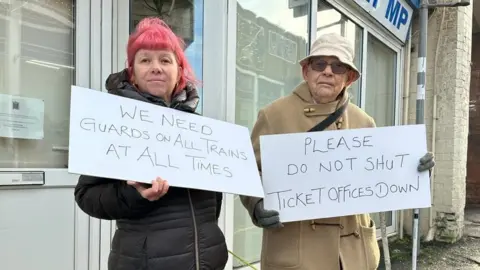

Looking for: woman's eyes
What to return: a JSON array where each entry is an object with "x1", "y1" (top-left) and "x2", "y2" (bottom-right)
[{"x1": 140, "y1": 58, "x2": 171, "y2": 64}]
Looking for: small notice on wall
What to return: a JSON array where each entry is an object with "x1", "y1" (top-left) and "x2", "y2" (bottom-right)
[
  {"x1": 0, "y1": 94, "x2": 44, "y2": 140},
  {"x1": 68, "y1": 86, "x2": 264, "y2": 198},
  {"x1": 260, "y1": 125, "x2": 431, "y2": 223}
]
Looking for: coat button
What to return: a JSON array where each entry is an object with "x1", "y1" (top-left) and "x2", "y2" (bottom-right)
[
  {"x1": 304, "y1": 108, "x2": 315, "y2": 113},
  {"x1": 354, "y1": 231, "x2": 360, "y2": 238}
]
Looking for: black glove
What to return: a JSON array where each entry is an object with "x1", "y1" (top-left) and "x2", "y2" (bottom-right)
[
  {"x1": 418, "y1": 152, "x2": 435, "y2": 172},
  {"x1": 253, "y1": 199, "x2": 283, "y2": 229}
]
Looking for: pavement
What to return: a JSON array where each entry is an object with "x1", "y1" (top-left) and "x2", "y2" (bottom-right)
[
  {"x1": 464, "y1": 207, "x2": 480, "y2": 238},
  {"x1": 378, "y1": 207, "x2": 480, "y2": 269}
]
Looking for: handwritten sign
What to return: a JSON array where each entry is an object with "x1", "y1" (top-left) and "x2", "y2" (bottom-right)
[
  {"x1": 68, "y1": 86, "x2": 264, "y2": 198},
  {"x1": 260, "y1": 124, "x2": 431, "y2": 223}
]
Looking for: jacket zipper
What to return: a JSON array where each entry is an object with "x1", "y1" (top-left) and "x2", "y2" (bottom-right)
[{"x1": 188, "y1": 189, "x2": 200, "y2": 270}]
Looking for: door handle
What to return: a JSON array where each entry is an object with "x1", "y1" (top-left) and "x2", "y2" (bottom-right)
[{"x1": 52, "y1": 145, "x2": 69, "y2": 152}]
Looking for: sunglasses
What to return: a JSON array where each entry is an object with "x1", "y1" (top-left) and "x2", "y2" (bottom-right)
[{"x1": 309, "y1": 60, "x2": 349, "y2": 74}]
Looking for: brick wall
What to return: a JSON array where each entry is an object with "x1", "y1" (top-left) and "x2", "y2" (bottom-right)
[
  {"x1": 403, "y1": 5, "x2": 472, "y2": 243},
  {"x1": 467, "y1": 33, "x2": 480, "y2": 205}
]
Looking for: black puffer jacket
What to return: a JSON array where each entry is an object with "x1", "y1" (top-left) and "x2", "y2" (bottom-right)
[{"x1": 74, "y1": 70, "x2": 228, "y2": 270}]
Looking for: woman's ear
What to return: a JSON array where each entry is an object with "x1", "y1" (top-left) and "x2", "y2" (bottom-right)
[{"x1": 177, "y1": 66, "x2": 183, "y2": 83}]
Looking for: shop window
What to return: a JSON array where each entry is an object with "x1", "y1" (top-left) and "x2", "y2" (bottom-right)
[
  {"x1": 233, "y1": 0, "x2": 309, "y2": 267},
  {"x1": 130, "y1": 0, "x2": 204, "y2": 113},
  {"x1": 364, "y1": 34, "x2": 397, "y2": 128},
  {"x1": 316, "y1": 0, "x2": 363, "y2": 105},
  {"x1": 0, "y1": 0, "x2": 75, "y2": 168},
  {"x1": 364, "y1": 33, "x2": 398, "y2": 228}
]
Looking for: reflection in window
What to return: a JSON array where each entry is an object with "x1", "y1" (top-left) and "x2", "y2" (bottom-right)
[
  {"x1": 0, "y1": 0, "x2": 74, "y2": 168},
  {"x1": 316, "y1": 0, "x2": 363, "y2": 105},
  {"x1": 364, "y1": 34, "x2": 397, "y2": 227},
  {"x1": 233, "y1": 0, "x2": 309, "y2": 267},
  {"x1": 130, "y1": 0, "x2": 204, "y2": 113},
  {"x1": 365, "y1": 34, "x2": 396, "y2": 127}
]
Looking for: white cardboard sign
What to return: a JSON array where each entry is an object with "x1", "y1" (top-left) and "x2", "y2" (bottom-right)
[
  {"x1": 260, "y1": 124, "x2": 431, "y2": 223},
  {"x1": 68, "y1": 86, "x2": 264, "y2": 198}
]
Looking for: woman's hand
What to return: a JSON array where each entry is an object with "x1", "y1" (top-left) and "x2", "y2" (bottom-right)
[{"x1": 127, "y1": 177, "x2": 169, "y2": 201}]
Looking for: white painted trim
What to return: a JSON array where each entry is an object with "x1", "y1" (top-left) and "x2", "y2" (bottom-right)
[
  {"x1": 74, "y1": 1, "x2": 91, "y2": 269},
  {"x1": 360, "y1": 27, "x2": 368, "y2": 109},
  {"x1": 75, "y1": 0, "x2": 90, "y2": 88},
  {"x1": 224, "y1": 1, "x2": 238, "y2": 269},
  {"x1": 202, "y1": 0, "x2": 229, "y2": 252},
  {"x1": 90, "y1": 0, "x2": 102, "y2": 92},
  {"x1": 101, "y1": 0, "x2": 113, "y2": 91},
  {"x1": 88, "y1": 2, "x2": 102, "y2": 269},
  {"x1": 100, "y1": 3, "x2": 114, "y2": 268},
  {"x1": 203, "y1": 0, "x2": 228, "y2": 121},
  {"x1": 309, "y1": 0, "x2": 318, "y2": 43},
  {"x1": 226, "y1": 0, "x2": 238, "y2": 125},
  {"x1": 395, "y1": 48, "x2": 405, "y2": 126},
  {"x1": 114, "y1": 0, "x2": 129, "y2": 72}
]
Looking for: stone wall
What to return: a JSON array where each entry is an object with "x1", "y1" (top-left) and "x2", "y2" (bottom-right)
[{"x1": 402, "y1": 5, "x2": 472, "y2": 243}]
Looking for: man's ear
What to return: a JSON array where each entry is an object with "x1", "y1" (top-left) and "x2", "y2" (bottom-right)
[
  {"x1": 302, "y1": 64, "x2": 309, "y2": 81},
  {"x1": 345, "y1": 70, "x2": 356, "y2": 87}
]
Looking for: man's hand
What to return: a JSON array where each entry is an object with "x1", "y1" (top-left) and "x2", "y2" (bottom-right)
[
  {"x1": 253, "y1": 199, "x2": 283, "y2": 229},
  {"x1": 127, "y1": 177, "x2": 169, "y2": 201},
  {"x1": 418, "y1": 152, "x2": 435, "y2": 172}
]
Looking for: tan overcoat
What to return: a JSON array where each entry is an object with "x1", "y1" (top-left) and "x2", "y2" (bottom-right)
[{"x1": 241, "y1": 82, "x2": 381, "y2": 270}]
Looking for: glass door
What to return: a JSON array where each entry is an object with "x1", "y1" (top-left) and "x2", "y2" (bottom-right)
[{"x1": 0, "y1": 1, "x2": 114, "y2": 269}]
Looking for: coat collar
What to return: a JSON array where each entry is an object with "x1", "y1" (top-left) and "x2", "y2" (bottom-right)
[
  {"x1": 105, "y1": 69, "x2": 199, "y2": 113},
  {"x1": 293, "y1": 81, "x2": 349, "y2": 117}
]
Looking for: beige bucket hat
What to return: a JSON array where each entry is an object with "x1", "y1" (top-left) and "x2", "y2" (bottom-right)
[{"x1": 299, "y1": 32, "x2": 360, "y2": 82}]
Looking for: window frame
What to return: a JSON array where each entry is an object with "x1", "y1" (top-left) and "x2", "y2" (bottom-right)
[
  {"x1": 225, "y1": 0, "x2": 405, "y2": 269},
  {"x1": 315, "y1": 0, "x2": 404, "y2": 237}
]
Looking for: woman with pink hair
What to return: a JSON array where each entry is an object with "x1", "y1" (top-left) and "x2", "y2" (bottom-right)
[{"x1": 74, "y1": 17, "x2": 228, "y2": 270}]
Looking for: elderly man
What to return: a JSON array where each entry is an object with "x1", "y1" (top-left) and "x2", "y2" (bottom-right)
[{"x1": 240, "y1": 33, "x2": 435, "y2": 270}]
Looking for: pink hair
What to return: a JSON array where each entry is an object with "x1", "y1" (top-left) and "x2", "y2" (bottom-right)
[{"x1": 126, "y1": 17, "x2": 197, "y2": 93}]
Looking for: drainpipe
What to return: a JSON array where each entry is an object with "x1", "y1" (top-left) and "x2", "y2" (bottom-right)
[
  {"x1": 400, "y1": 30, "x2": 413, "y2": 240},
  {"x1": 412, "y1": 2, "x2": 428, "y2": 267}
]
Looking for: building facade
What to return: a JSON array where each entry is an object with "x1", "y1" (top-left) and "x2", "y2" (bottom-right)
[
  {"x1": 467, "y1": 3, "x2": 480, "y2": 208},
  {"x1": 0, "y1": 0, "x2": 473, "y2": 269}
]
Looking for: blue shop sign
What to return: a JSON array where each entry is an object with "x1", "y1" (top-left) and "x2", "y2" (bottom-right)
[
  {"x1": 406, "y1": 0, "x2": 421, "y2": 9},
  {"x1": 353, "y1": 0, "x2": 414, "y2": 43}
]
